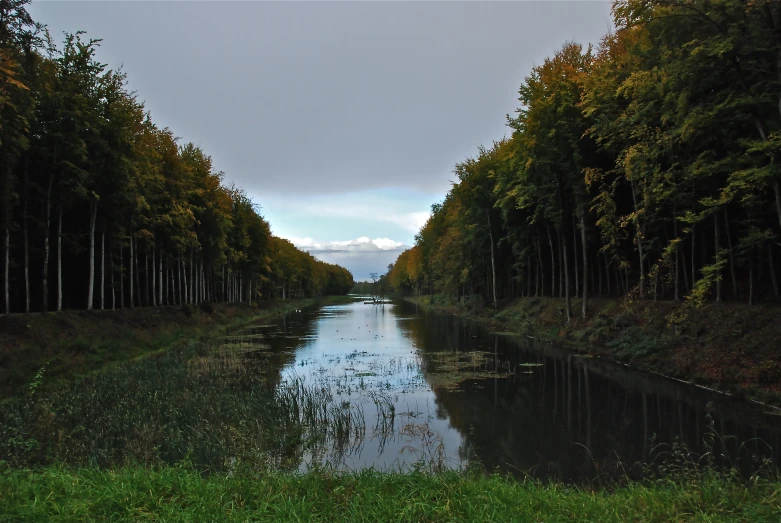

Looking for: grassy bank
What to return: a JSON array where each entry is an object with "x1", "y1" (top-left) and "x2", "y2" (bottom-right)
[
  {"x1": 405, "y1": 295, "x2": 781, "y2": 405},
  {"x1": 0, "y1": 296, "x2": 354, "y2": 397},
  {"x1": 1, "y1": 466, "x2": 779, "y2": 522}
]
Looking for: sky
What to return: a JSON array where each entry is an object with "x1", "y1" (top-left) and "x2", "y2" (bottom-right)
[{"x1": 30, "y1": 0, "x2": 613, "y2": 280}]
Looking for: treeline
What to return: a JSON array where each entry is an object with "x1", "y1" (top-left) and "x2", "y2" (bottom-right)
[
  {"x1": 0, "y1": 1, "x2": 353, "y2": 314},
  {"x1": 388, "y1": 0, "x2": 781, "y2": 319}
]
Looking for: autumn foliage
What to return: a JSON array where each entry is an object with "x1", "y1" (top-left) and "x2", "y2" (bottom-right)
[{"x1": 389, "y1": 0, "x2": 781, "y2": 317}]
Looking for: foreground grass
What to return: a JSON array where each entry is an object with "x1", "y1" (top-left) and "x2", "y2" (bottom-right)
[{"x1": 1, "y1": 466, "x2": 779, "y2": 522}]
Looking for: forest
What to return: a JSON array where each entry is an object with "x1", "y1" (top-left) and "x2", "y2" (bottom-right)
[
  {"x1": 0, "y1": 0, "x2": 354, "y2": 315},
  {"x1": 387, "y1": 0, "x2": 781, "y2": 321}
]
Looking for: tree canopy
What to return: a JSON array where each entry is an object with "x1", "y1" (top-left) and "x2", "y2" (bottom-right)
[
  {"x1": 0, "y1": 0, "x2": 353, "y2": 314},
  {"x1": 387, "y1": 0, "x2": 781, "y2": 315}
]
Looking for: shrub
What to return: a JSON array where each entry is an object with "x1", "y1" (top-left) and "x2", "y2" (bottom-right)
[{"x1": 607, "y1": 325, "x2": 671, "y2": 361}]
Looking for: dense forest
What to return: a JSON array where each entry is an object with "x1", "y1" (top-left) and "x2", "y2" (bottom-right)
[
  {"x1": 387, "y1": 0, "x2": 781, "y2": 320},
  {"x1": 0, "y1": 0, "x2": 353, "y2": 314}
]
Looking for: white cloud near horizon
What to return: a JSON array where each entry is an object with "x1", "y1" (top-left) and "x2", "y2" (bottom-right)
[
  {"x1": 287, "y1": 236, "x2": 406, "y2": 254},
  {"x1": 285, "y1": 236, "x2": 409, "y2": 281}
]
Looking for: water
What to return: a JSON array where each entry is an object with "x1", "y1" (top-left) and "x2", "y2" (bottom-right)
[{"x1": 238, "y1": 298, "x2": 781, "y2": 480}]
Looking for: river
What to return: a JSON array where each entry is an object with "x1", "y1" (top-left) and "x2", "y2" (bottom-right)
[{"x1": 234, "y1": 297, "x2": 781, "y2": 481}]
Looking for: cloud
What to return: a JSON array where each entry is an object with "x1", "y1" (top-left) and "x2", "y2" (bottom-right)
[
  {"x1": 288, "y1": 236, "x2": 406, "y2": 254},
  {"x1": 284, "y1": 235, "x2": 409, "y2": 281},
  {"x1": 292, "y1": 202, "x2": 430, "y2": 235}
]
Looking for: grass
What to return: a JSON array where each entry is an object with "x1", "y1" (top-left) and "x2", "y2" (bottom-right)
[
  {"x1": 0, "y1": 295, "x2": 368, "y2": 473},
  {"x1": 1, "y1": 465, "x2": 780, "y2": 522},
  {"x1": 0, "y1": 296, "x2": 354, "y2": 398},
  {"x1": 0, "y1": 336, "x2": 367, "y2": 472}
]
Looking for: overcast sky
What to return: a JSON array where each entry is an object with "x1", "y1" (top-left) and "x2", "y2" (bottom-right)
[{"x1": 31, "y1": 1, "x2": 613, "y2": 280}]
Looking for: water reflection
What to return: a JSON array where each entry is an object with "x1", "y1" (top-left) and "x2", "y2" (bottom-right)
[{"x1": 240, "y1": 299, "x2": 781, "y2": 481}]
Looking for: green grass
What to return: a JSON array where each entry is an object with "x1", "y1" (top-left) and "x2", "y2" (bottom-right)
[
  {"x1": 0, "y1": 336, "x2": 365, "y2": 472},
  {"x1": 0, "y1": 295, "x2": 368, "y2": 473},
  {"x1": 0, "y1": 296, "x2": 354, "y2": 398},
  {"x1": 1, "y1": 465, "x2": 779, "y2": 522}
]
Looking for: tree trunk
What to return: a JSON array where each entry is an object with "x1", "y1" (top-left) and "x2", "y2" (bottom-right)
[
  {"x1": 547, "y1": 226, "x2": 555, "y2": 298},
  {"x1": 749, "y1": 253, "x2": 754, "y2": 306},
  {"x1": 557, "y1": 228, "x2": 564, "y2": 298},
  {"x1": 120, "y1": 241, "x2": 125, "y2": 308},
  {"x1": 597, "y1": 252, "x2": 603, "y2": 297},
  {"x1": 100, "y1": 227, "x2": 105, "y2": 310},
  {"x1": 130, "y1": 233, "x2": 135, "y2": 308},
  {"x1": 713, "y1": 211, "x2": 722, "y2": 303},
  {"x1": 526, "y1": 255, "x2": 531, "y2": 297},
  {"x1": 42, "y1": 176, "x2": 53, "y2": 313},
  {"x1": 572, "y1": 214, "x2": 579, "y2": 297},
  {"x1": 723, "y1": 209, "x2": 738, "y2": 298},
  {"x1": 151, "y1": 243, "x2": 156, "y2": 307},
  {"x1": 23, "y1": 166, "x2": 29, "y2": 313},
  {"x1": 774, "y1": 179, "x2": 781, "y2": 234},
  {"x1": 536, "y1": 246, "x2": 543, "y2": 298},
  {"x1": 144, "y1": 250, "x2": 150, "y2": 307},
  {"x1": 110, "y1": 240, "x2": 115, "y2": 310},
  {"x1": 673, "y1": 202, "x2": 680, "y2": 301},
  {"x1": 189, "y1": 248, "x2": 194, "y2": 304},
  {"x1": 87, "y1": 202, "x2": 97, "y2": 311},
  {"x1": 57, "y1": 201, "x2": 63, "y2": 311},
  {"x1": 158, "y1": 245, "x2": 163, "y2": 306},
  {"x1": 563, "y1": 235, "x2": 571, "y2": 323},
  {"x1": 604, "y1": 253, "x2": 611, "y2": 297},
  {"x1": 178, "y1": 254, "x2": 187, "y2": 305},
  {"x1": 681, "y1": 240, "x2": 690, "y2": 293},
  {"x1": 134, "y1": 238, "x2": 141, "y2": 308},
  {"x1": 579, "y1": 211, "x2": 588, "y2": 318},
  {"x1": 487, "y1": 210, "x2": 497, "y2": 309},
  {"x1": 770, "y1": 244, "x2": 779, "y2": 298},
  {"x1": 162, "y1": 256, "x2": 167, "y2": 306},
  {"x1": 691, "y1": 226, "x2": 696, "y2": 288},
  {"x1": 4, "y1": 220, "x2": 9, "y2": 314}
]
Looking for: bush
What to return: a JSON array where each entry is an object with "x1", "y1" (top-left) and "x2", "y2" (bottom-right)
[
  {"x1": 180, "y1": 304, "x2": 195, "y2": 318},
  {"x1": 607, "y1": 325, "x2": 671, "y2": 361}
]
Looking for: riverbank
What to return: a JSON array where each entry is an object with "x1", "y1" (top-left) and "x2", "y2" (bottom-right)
[
  {"x1": 405, "y1": 295, "x2": 781, "y2": 406},
  {"x1": 0, "y1": 296, "x2": 355, "y2": 397},
  {"x1": 1, "y1": 465, "x2": 778, "y2": 521}
]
